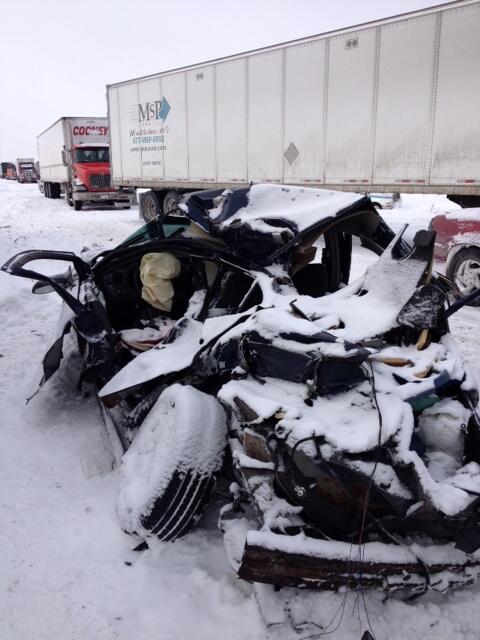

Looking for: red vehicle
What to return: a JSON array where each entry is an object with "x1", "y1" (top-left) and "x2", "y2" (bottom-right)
[
  {"x1": 65, "y1": 144, "x2": 117, "y2": 210},
  {"x1": 431, "y1": 209, "x2": 480, "y2": 305},
  {"x1": 37, "y1": 117, "x2": 132, "y2": 211}
]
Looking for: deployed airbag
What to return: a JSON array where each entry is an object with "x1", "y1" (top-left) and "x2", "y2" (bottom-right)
[{"x1": 140, "y1": 252, "x2": 181, "y2": 312}]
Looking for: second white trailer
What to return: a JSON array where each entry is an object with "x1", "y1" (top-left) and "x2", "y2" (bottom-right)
[{"x1": 107, "y1": 0, "x2": 480, "y2": 219}]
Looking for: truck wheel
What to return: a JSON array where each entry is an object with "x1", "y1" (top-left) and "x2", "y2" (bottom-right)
[
  {"x1": 51, "y1": 183, "x2": 61, "y2": 199},
  {"x1": 163, "y1": 190, "x2": 182, "y2": 215},
  {"x1": 140, "y1": 190, "x2": 163, "y2": 222},
  {"x1": 66, "y1": 185, "x2": 74, "y2": 206},
  {"x1": 44, "y1": 182, "x2": 51, "y2": 198},
  {"x1": 74, "y1": 201, "x2": 83, "y2": 211},
  {"x1": 117, "y1": 384, "x2": 227, "y2": 542},
  {"x1": 447, "y1": 247, "x2": 480, "y2": 307}
]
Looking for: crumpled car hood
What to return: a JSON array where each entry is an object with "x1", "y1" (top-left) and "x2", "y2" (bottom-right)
[
  {"x1": 178, "y1": 184, "x2": 381, "y2": 264},
  {"x1": 180, "y1": 184, "x2": 366, "y2": 235},
  {"x1": 99, "y1": 227, "x2": 431, "y2": 400}
]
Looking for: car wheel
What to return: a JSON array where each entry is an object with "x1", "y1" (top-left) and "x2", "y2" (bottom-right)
[
  {"x1": 117, "y1": 384, "x2": 227, "y2": 542},
  {"x1": 447, "y1": 247, "x2": 480, "y2": 306},
  {"x1": 140, "y1": 190, "x2": 163, "y2": 222},
  {"x1": 74, "y1": 200, "x2": 82, "y2": 211}
]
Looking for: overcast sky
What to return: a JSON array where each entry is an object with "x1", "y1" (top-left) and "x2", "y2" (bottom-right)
[{"x1": 0, "y1": 0, "x2": 447, "y2": 160}]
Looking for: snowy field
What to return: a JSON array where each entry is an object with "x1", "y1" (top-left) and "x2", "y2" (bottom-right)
[{"x1": 0, "y1": 180, "x2": 479, "y2": 640}]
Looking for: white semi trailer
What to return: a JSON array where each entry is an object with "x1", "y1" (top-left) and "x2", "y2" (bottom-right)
[{"x1": 106, "y1": 0, "x2": 480, "y2": 221}]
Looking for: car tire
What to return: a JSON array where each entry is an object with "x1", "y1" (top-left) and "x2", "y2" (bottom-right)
[
  {"x1": 447, "y1": 247, "x2": 480, "y2": 307},
  {"x1": 140, "y1": 190, "x2": 164, "y2": 222},
  {"x1": 74, "y1": 200, "x2": 82, "y2": 211},
  {"x1": 117, "y1": 384, "x2": 227, "y2": 542}
]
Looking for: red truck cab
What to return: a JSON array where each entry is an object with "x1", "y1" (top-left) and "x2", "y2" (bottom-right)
[
  {"x1": 73, "y1": 145, "x2": 111, "y2": 192},
  {"x1": 38, "y1": 117, "x2": 133, "y2": 211},
  {"x1": 66, "y1": 144, "x2": 131, "y2": 210}
]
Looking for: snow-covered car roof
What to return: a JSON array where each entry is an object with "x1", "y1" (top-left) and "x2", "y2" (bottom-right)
[{"x1": 179, "y1": 184, "x2": 370, "y2": 237}]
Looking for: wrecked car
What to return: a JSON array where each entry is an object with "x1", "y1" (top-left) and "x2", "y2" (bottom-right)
[{"x1": 3, "y1": 184, "x2": 480, "y2": 596}]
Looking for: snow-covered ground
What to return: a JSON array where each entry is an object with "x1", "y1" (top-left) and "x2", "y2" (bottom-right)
[{"x1": 0, "y1": 181, "x2": 479, "y2": 640}]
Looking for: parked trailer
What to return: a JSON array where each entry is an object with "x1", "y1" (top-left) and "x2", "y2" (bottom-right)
[
  {"x1": 107, "y1": 0, "x2": 480, "y2": 221},
  {"x1": 37, "y1": 117, "x2": 132, "y2": 211},
  {"x1": 16, "y1": 158, "x2": 36, "y2": 183}
]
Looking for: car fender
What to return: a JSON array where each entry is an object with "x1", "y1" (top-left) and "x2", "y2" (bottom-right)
[{"x1": 445, "y1": 241, "x2": 479, "y2": 275}]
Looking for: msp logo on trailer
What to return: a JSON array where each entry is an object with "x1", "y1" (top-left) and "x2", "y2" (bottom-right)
[
  {"x1": 137, "y1": 97, "x2": 171, "y2": 122},
  {"x1": 128, "y1": 97, "x2": 170, "y2": 155}
]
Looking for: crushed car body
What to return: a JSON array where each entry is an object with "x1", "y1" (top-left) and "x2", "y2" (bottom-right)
[{"x1": 3, "y1": 183, "x2": 480, "y2": 595}]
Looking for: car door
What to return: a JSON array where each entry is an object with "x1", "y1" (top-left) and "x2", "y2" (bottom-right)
[{"x1": 1, "y1": 250, "x2": 115, "y2": 388}]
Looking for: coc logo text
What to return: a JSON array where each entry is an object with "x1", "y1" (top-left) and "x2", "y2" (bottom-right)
[
  {"x1": 137, "y1": 97, "x2": 171, "y2": 122},
  {"x1": 73, "y1": 125, "x2": 109, "y2": 136}
]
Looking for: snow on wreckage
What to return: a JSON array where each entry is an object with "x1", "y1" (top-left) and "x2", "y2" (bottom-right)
[{"x1": 3, "y1": 183, "x2": 480, "y2": 599}]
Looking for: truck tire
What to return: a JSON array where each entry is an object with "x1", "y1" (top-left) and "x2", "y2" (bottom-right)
[
  {"x1": 140, "y1": 190, "x2": 164, "y2": 222},
  {"x1": 163, "y1": 190, "x2": 182, "y2": 215},
  {"x1": 66, "y1": 184, "x2": 74, "y2": 207},
  {"x1": 51, "y1": 183, "x2": 61, "y2": 199},
  {"x1": 447, "y1": 247, "x2": 480, "y2": 307},
  {"x1": 117, "y1": 384, "x2": 227, "y2": 542},
  {"x1": 44, "y1": 182, "x2": 51, "y2": 198},
  {"x1": 74, "y1": 200, "x2": 83, "y2": 211}
]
